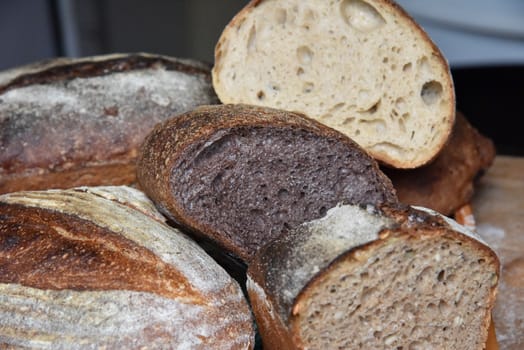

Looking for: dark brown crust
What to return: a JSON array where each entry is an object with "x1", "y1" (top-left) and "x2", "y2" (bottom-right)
[
  {"x1": 0, "y1": 53, "x2": 218, "y2": 194},
  {"x1": 248, "y1": 204, "x2": 500, "y2": 349},
  {"x1": 0, "y1": 53, "x2": 211, "y2": 94},
  {"x1": 0, "y1": 202, "x2": 203, "y2": 303},
  {"x1": 137, "y1": 103, "x2": 397, "y2": 261},
  {"x1": 384, "y1": 112, "x2": 496, "y2": 215},
  {"x1": 213, "y1": 0, "x2": 456, "y2": 169}
]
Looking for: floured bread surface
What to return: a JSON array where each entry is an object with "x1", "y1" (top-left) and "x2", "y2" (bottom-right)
[
  {"x1": 213, "y1": 0, "x2": 455, "y2": 168},
  {"x1": 0, "y1": 53, "x2": 218, "y2": 194},
  {"x1": 247, "y1": 204, "x2": 499, "y2": 350},
  {"x1": 0, "y1": 186, "x2": 254, "y2": 349}
]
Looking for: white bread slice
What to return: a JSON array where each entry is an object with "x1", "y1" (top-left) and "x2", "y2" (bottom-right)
[
  {"x1": 247, "y1": 204, "x2": 499, "y2": 349},
  {"x1": 213, "y1": 0, "x2": 456, "y2": 168}
]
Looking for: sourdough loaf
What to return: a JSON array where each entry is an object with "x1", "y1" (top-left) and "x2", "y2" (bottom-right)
[
  {"x1": 247, "y1": 204, "x2": 500, "y2": 350},
  {"x1": 137, "y1": 104, "x2": 398, "y2": 262},
  {"x1": 212, "y1": 0, "x2": 455, "y2": 168},
  {"x1": 0, "y1": 53, "x2": 218, "y2": 194},
  {"x1": 383, "y1": 111, "x2": 496, "y2": 215},
  {"x1": 0, "y1": 186, "x2": 254, "y2": 349}
]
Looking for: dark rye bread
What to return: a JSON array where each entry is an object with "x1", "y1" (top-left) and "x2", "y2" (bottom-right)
[
  {"x1": 383, "y1": 111, "x2": 496, "y2": 216},
  {"x1": 137, "y1": 104, "x2": 398, "y2": 262},
  {"x1": 0, "y1": 53, "x2": 218, "y2": 194},
  {"x1": 0, "y1": 186, "x2": 254, "y2": 349},
  {"x1": 247, "y1": 204, "x2": 500, "y2": 350}
]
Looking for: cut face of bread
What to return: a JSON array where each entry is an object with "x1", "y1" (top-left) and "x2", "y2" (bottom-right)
[
  {"x1": 213, "y1": 0, "x2": 455, "y2": 168},
  {"x1": 247, "y1": 204, "x2": 499, "y2": 350},
  {"x1": 137, "y1": 104, "x2": 398, "y2": 262}
]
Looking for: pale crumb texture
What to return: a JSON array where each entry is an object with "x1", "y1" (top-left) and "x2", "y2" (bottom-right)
[
  {"x1": 213, "y1": 0, "x2": 455, "y2": 168},
  {"x1": 295, "y1": 235, "x2": 496, "y2": 350}
]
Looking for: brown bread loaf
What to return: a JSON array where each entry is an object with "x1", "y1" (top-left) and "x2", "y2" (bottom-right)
[
  {"x1": 0, "y1": 186, "x2": 254, "y2": 349},
  {"x1": 137, "y1": 103, "x2": 398, "y2": 262},
  {"x1": 0, "y1": 53, "x2": 218, "y2": 194},
  {"x1": 247, "y1": 203, "x2": 500, "y2": 350},
  {"x1": 383, "y1": 111, "x2": 496, "y2": 215},
  {"x1": 212, "y1": 0, "x2": 455, "y2": 169}
]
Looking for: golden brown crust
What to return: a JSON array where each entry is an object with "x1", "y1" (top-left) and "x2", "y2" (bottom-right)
[
  {"x1": 0, "y1": 202, "x2": 202, "y2": 302},
  {"x1": 0, "y1": 53, "x2": 218, "y2": 194},
  {"x1": 384, "y1": 112, "x2": 496, "y2": 215},
  {"x1": 137, "y1": 103, "x2": 397, "y2": 261},
  {"x1": 0, "y1": 186, "x2": 255, "y2": 349}
]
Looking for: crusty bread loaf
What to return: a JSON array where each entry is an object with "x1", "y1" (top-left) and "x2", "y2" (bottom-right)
[
  {"x1": 247, "y1": 203, "x2": 499, "y2": 350},
  {"x1": 383, "y1": 111, "x2": 496, "y2": 215},
  {"x1": 0, "y1": 186, "x2": 254, "y2": 349},
  {"x1": 212, "y1": 0, "x2": 455, "y2": 169},
  {"x1": 0, "y1": 53, "x2": 218, "y2": 194},
  {"x1": 137, "y1": 104, "x2": 398, "y2": 262}
]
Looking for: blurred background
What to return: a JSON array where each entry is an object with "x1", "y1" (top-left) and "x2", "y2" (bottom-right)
[{"x1": 1, "y1": 0, "x2": 523, "y2": 155}]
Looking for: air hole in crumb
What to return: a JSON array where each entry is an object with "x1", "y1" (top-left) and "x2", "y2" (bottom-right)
[
  {"x1": 402, "y1": 62, "x2": 412, "y2": 72},
  {"x1": 275, "y1": 8, "x2": 287, "y2": 25},
  {"x1": 297, "y1": 67, "x2": 305, "y2": 76},
  {"x1": 382, "y1": 57, "x2": 389, "y2": 63},
  {"x1": 257, "y1": 90, "x2": 265, "y2": 100},
  {"x1": 303, "y1": 82, "x2": 314, "y2": 93},
  {"x1": 421, "y1": 80, "x2": 443, "y2": 105},
  {"x1": 278, "y1": 188, "x2": 289, "y2": 199},
  {"x1": 319, "y1": 206, "x2": 327, "y2": 216},
  {"x1": 247, "y1": 25, "x2": 257, "y2": 53},
  {"x1": 437, "y1": 270, "x2": 445, "y2": 281},
  {"x1": 340, "y1": 0, "x2": 386, "y2": 32},
  {"x1": 297, "y1": 45, "x2": 314, "y2": 65}
]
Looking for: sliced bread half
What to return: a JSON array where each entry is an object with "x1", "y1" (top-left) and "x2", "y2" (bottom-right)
[
  {"x1": 212, "y1": 0, "x2": 455, "y2": 168},
  {"x1": 136, "y1": 104, "x2": 398, "y2": 262},
  {"x1": 247, "y1": 203, "x2": 499, "y2": 350}
]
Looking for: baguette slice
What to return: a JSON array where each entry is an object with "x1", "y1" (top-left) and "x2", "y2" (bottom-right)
[
  {"x1": 0, "y1": 186, "x2": 254, "y2": 349},
  {"x1": 137, "y1": 104, "x2": 398, "y2": 262},
  {"x1": 212, "y1": 0, "x2": 455, "y2": 168},
  {"x1": 0, "y1": 53, "x2": 218, "y2": 194},
  {"x1": 383, "y1": 111, "x2": 496, "y2": 215},
  {"x1": 247, "y1": 204, "x2": 499, "y2": 350}
]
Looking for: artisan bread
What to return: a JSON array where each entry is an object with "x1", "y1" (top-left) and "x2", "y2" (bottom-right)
[
  {"x1": 0, "y1": 186, "x2": 254, "y2": 349},
  {"x1": 383, "y1": 111, "x2": 496, "y2": 215},
  {"x1": 137, "y1": 104, "x2": 398, "y2": 262},
  {"x1": 212, "y1": 0, "x2": 455, "y2": 168},
  {"x1": 247, "y1": 203, "x2": 499, "y2": 350},
  {"x1": 0, "y1": 53, "x2": 218, "y2": 194}
]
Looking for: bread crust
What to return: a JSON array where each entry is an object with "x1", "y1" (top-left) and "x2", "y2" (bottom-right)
[
  {"x1": 0, "y1": 53, "x2": 218, "y2": 194},
  {"x1": 0, "y1": 186, "x2": 254, "y2": 349},
  {"x1": 383, "y1": 111, "x2": 496, "y2": 215},
  {"x1": 137, "y1": 103, "x2": 397, "y2": 261},
  {"x1": 213, "y1": 0, "x2": 456, "y2": 169},
  {"x1": 247, "y1": 204, "x2": 499, "y2": 349}
]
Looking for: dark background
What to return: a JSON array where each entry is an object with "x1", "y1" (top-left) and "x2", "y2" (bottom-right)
[{"x1": 1, "y1": 0, "x2": 523, "y2": 155}]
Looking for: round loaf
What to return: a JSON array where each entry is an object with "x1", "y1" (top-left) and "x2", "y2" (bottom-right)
[{"x1": 0, "y1": 186, "x2": 254, "y2": 349}]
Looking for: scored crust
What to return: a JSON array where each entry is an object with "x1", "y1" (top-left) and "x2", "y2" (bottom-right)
[{"x1": 212, "y1": 0, "x2": 455, "y2": 168}]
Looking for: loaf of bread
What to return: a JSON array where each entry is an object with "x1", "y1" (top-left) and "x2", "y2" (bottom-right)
[
  {"x1": 383, "y1": 111, "x2": 496, "y2": 215},
  {"x1": 137, "y1": 104, "x2": 398, "y2": 262},
  {"x1": 0, "y1": 186, "x2": 254, "y2": 349},
  {"x1": 212, "y1": 0, "x2": 455, "y2": 169},
  {"x1": 247, "y1": 203, "x2": 499, "y2": 349},
  {"x1": 0, "y1": 53, "x2": 218, "y2": 194}
]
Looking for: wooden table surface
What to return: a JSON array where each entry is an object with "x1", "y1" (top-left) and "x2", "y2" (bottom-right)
[{"x1": 471, "y1": 155, "x2": 524, "y2": 349}]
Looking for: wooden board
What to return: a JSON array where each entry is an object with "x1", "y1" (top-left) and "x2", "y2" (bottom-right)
[{"x1": 472, "y1": 155, "x2": 524, "y2": 349}]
